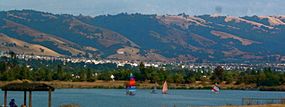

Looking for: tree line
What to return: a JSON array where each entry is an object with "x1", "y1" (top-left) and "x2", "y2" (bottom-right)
[{"x1": 0, "y1": 57, "x2": 285, "y2": 87}]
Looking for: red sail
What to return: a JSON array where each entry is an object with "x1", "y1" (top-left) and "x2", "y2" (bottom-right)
[{"x1": 129, "y1": 79, "x2": 136, "y2": 86}]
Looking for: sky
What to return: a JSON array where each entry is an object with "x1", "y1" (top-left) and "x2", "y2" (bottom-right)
[{"x1": 0, "y1": 0, "x2": 285, "y2": 16}]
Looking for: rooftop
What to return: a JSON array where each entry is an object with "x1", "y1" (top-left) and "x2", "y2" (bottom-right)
[{"x1": 1, "y1": 82, "x2": 55, "y2": 91}]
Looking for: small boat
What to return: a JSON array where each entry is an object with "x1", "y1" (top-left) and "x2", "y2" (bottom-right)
[
  {"x1": 211, "y1": 84, "x2": 220, "y2": 93},
  {"x1": 162, "y1": 81, "x2": 168, "y2": 94},
  {"x1": 151, "y1": 82, "x2": 158, "y2": 94},
  {"x1": 126, "y1": 73, "x2": 136, "y2": 96}
]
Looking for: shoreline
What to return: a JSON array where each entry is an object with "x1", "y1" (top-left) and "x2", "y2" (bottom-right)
[{"x1": 0, "y1": 80, "x2": 284, "y2": 91}]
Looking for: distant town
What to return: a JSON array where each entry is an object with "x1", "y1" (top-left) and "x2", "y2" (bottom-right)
[{"x1": 1, "y1": 52, "x2": 285, "y2": 72}]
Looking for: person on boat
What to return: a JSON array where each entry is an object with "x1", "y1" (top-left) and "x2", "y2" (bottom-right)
[
  {"x1": 129, "y1": 91, "x2": 135, "y2": 96},
  {"x1": 124, "y1": 82, "x2": 129, "y2": 95},
  {"x1": 9, "y1": 99, "x2": 17, "y2": 107},
  {"x1": 151, "y1": 86, "x2": 157, "y2": 94},
  {"x1": 151, "y1": 82, "x2": 158, "y2": 94}
]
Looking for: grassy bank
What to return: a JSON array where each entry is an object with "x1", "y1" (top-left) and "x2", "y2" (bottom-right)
[{"x1": 1, "y1": 80, "x2": 284, "y2": 91}]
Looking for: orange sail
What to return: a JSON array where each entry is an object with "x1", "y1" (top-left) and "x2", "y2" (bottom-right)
[
  {"x1": 162, "y1": 81, "x2": 168, "y2": 94},
  {"x1": 129, "y1": 78, "x2": 136, "y2": 86}
]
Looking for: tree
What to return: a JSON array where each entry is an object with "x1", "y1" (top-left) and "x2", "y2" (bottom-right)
[
  {"x1": 0, "y1": 62, "x2": 8, "y2": 72},
  {"x1": 281, "y1": 73, "x2": 285, "y2": 84},
  {"x1": 224, "y1": 71, "x2": 235, "y2": 84},
  {"x1": 211, "y1": 66, "x2": 224, "y2": 82},
  {"x1": 8, "y1": 65, "x2": 20, "y2": 81},
  {"x1": 166, "y1": 73, "x2": 174, "y2": 83},
  {"x1": 79, "y1": 69, "x2": 87, "y2": 81},
  {"x1": 19, "y1": 65, "x2": 30, "y2": 80},
  {"x1": 256, "y1": 71, "x2": 267, "y2": 86},
  {"x1": 86, "y1": 68, "x2": 96, "y2": 82},
  {"x1": 150, "y1": 70, "x2": 160, "y2": 83},
  {"x1": 9, "y1": 51, "x2": 16, "y2": 59},
  {"x1": 34, "y1": 67, "x2": 46, "y2": 81},
  {"x1": 157, "y1": 68, "x2": 167, "y2": 82},
  {"x1": 8, "y1": 51, "x2": 17, "y2": 65},
  {"x1": 139, "y1": 62, "x2": 146, "y2": 81},
  {"x1": 173, "y1": 73, "x2": 185, "y2": 84},
  {"x1": 98, "y1": 72, "x2": 112, "y2": 81},
  {"x1": 54, "y1": 65, "x2": 66, "y2": 80},
  {"x1": 45, "y1": 70, "x2": 53, "y2": 81},
  {"x1": 264, "y1": 71, "x2": 280, "y2": 86}
]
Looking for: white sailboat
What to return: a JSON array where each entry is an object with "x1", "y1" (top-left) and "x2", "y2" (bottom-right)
[
  {"x1": 211, "y1": 84, "x2": 220, "y2": 93},
  {"x1": 162, "y1": 81, "x2": 168, "y2": 94}
]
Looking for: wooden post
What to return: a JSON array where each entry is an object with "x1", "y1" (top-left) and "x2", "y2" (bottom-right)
[
  {"x1": 24, "y1": 91, "x2": 27, "y2": 106},
  {"x1": 48, "y1": 89, "x2": 51, "y2": 107},
  {"x1": 29, "y1": 91, "x2": 32, "y2": 107},
  {"x1": 4, "y1": 90, "x2": 7, "y2": 107}
]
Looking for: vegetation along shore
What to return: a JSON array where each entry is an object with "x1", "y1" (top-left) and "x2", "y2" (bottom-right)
[
  {"x1": 0, "y1": 56, "x2": 285, "y2": 91},
  {"x1": 0, "y1": 80, "x2": 284, "y2": 91}
]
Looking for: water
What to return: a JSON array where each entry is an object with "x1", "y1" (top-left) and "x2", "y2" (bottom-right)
[{"x1": 0, "y1": 89, "x2": 285, "y2": 107}]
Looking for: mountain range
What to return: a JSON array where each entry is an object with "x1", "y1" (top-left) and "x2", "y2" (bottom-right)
[{"x1": 1, "y1": 10, "x2": 285, "y2": 63}]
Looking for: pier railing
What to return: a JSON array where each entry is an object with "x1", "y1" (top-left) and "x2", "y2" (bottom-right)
[{"x1": 242, "y1": 98, "x2": 285, "y2": 105}]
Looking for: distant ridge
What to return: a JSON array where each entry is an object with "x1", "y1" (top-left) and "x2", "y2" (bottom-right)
[{"x1": 1, "y1": 10, "x2": 285, "y2": 63}]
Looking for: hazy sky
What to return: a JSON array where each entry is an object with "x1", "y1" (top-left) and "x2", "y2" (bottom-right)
[{"x1": 0, "y1": 0, "x2": 284, "y2": 16}]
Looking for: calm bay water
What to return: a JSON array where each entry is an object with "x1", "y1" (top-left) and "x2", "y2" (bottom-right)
[{"x1": 1, "y1": 89, "x2": 285, "y2": 107}]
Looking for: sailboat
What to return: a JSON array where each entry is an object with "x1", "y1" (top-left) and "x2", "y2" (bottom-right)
[
  {"x1": 162, "y1": 81, "x2": 168, "y2": 94},
  {"x1": 151, "y1": 82, "x2": 158, "y2": 94},
  {"x1": 126, "y1": 73, "x2": 136, "y2": 96},
  {"x1": 211, "y1": 84, "x2": 220, "y2": 93}
]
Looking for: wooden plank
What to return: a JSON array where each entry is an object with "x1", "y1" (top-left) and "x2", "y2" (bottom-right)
[
  {"x1": 4, "y1": 90, "x2": 7, "y2": 107},
  {"x1": 48, "y1": 89, "x2": 51, "y2": 107},
  {"x1": 24, "y1": 91, "x2": 27, "y2": 106},
  {"x1": 29, "y1": 91, "x2": 32, "y2": 107}
]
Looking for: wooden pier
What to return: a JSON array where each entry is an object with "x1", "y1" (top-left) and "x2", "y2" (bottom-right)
[
  {"x1": 242, "y1": 98, "x2": 285, "y2": 105},
  {"x1": 1, "y1": 82, "x2": 55, "y2": 107}
]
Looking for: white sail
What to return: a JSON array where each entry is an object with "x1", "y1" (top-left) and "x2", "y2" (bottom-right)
[
  {"x1": 211, "y1": 85, "x2": 220, "y2": 93},
  {"x1": 162, "y1": 81, "x2": 168, "y2": 94}
]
